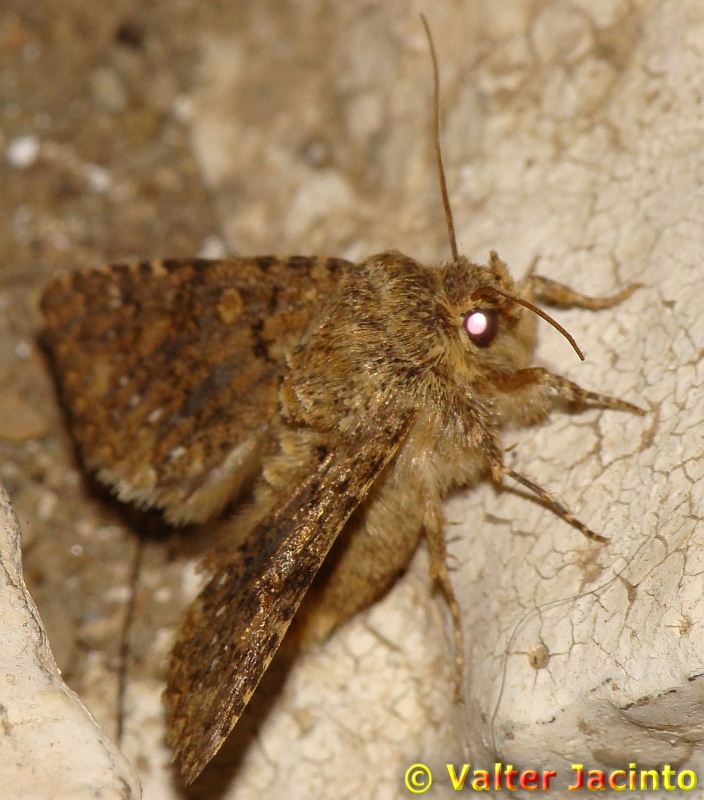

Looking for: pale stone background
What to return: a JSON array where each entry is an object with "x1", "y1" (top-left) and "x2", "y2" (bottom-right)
[
  {"x1": 0, "y1": 483, "x2": 140, "y2": 798},
  {"x1": 2, "y1": 0, "x2": 704, "y2": 797}
]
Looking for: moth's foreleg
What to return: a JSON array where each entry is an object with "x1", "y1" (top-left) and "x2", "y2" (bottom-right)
[{"x1": 519, "y1": 273, "x2": 641, "y2": 310}]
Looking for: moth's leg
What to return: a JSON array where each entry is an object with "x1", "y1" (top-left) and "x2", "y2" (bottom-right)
[
  {"x1": 480, "y1": 428, "x2": 607, "y2": 544},
  {"x1": 490, "y1": 366, "x2": 645, "y2": 427},
  {"x1": 542, "y1": 370, "x2": 644, "y2": 413},
  {"x1": 505, "y1": 468, "x2": 606, "y2": 543},
  {"x1": 519, "y1": 273, "x2": 641, "y2": 310},
  {"x1": 423, "y1": 496, "x2": 465, "y2": 699}
]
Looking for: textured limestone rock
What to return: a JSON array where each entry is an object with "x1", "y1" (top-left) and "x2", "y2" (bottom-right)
[
  {"x1": 0, "y1": 482, "x2": 140, "y2": 799},
  {"x1": 449, "y1": 2, "x2": 704, "y2": 792}
]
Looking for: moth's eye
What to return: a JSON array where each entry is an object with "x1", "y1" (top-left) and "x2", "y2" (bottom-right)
[{"x1": 464, "y1": 308, "x2": 499, "y2": 347}]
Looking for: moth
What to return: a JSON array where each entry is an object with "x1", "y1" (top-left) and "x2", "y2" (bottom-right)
[{"x1": 40, "y1": 18, "x2": 644, "y2": 785}]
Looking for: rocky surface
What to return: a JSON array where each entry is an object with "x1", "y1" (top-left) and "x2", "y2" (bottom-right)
[{"x1": 0, "y1": 482, "x2": 140, "y2": 798}]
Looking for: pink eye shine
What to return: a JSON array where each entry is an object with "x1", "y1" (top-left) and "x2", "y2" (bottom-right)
[
  {"x1": 464, "y1": 308, "x2": 499, "y2": 347},
  {"x1": 466, "y1": 310, "x2": 489, "y2": 336}
]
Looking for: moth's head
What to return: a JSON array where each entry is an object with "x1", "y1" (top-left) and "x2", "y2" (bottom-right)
[
  {"x1": 437, "y1": 251, "x2": 538, "y2": 377},
  {"x1": 356, "y1": 250, "x2": 541, "y2": 383}
]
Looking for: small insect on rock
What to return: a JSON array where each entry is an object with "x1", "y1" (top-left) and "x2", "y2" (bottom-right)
[{"x1": 40, "y1": 17, "x2": 644, "y2": 785}]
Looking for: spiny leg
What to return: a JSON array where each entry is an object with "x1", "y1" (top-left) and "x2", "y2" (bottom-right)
[
  {"x1": 505, "y1": 469, "x2": 606, "y2": 543},
  {"x1": 544, "y1": 370, "x2": 645, "y2": 415},
  {"x1": 424, "y1": 498, "x2": 465, "y2": 700},
  {"x1": 480, "y1": 430, "x2": 607, "y2": 545},
  {"x1": 520, "y1": 273, "x2": 642, "y2": 310}
]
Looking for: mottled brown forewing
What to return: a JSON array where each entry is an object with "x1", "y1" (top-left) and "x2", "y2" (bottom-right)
[
  {"x1": 164, "y1": 395, "x2": 416, "y2": 784},
  {"x1": 41, "y1": 256, "x2": 350, "y2": 524}
]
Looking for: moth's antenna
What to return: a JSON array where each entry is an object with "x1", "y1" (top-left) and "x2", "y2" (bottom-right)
[
  {"x1": 476, "y1": 283, "x2": 586, "y2": 361},
  {"x1": 421, "y1": 13, "x2": 459, "y2": 263}
]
